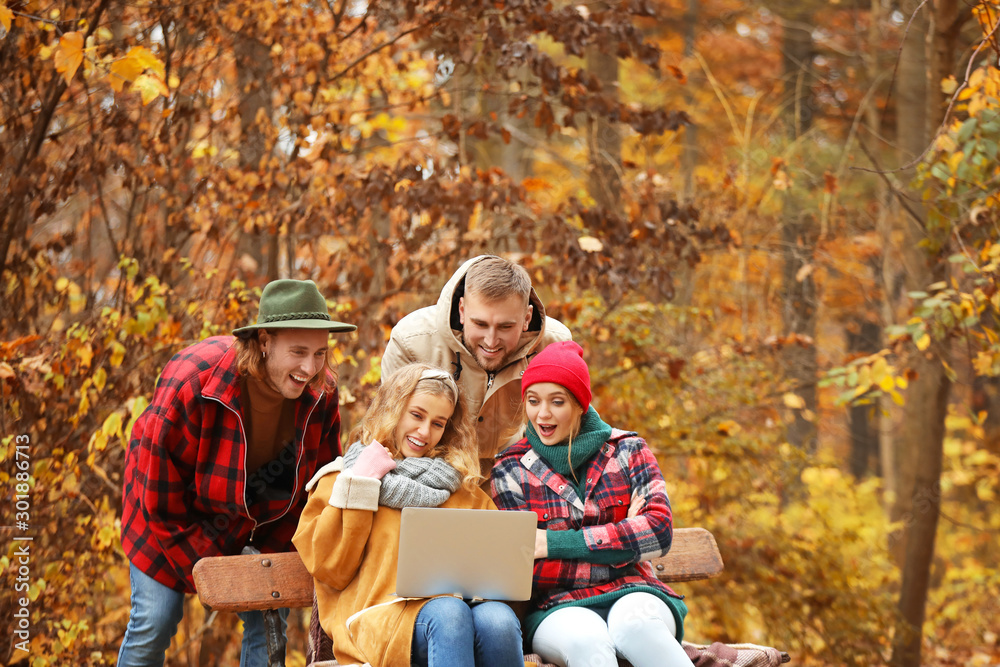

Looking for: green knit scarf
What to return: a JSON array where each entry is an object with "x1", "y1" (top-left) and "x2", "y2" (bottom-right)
[{"x1": 526, "y1": 406, "x2": 612, "y2": 491}]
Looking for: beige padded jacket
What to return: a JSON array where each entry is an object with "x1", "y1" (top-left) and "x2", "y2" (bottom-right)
[{"x1": 381, "y1": 256, "x2": 572, "y2": 471}]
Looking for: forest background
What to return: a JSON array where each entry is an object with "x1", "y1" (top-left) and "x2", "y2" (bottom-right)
[{"x1": 1, "y1": 0, "x2": 999, "y2": 665}]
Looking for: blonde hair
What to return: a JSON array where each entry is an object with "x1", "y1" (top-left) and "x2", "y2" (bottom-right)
[
  {"x1": 233, "y1": 331, "x2": 336, "y2": 392},
  {"x1": 465, "y1": 257, "x2": 531, "y2": 306},
  {"x1": 350, "y1": 363, "x2": 482, "y2": 491}
]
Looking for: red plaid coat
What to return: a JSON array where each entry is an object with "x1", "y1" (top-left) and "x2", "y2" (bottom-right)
[
  {"x1": 490, "y1": 429, "x2": 682, "y2": 613},
  {"x1": 120, "y1": 336, "x2": 342, "y2": 592}
]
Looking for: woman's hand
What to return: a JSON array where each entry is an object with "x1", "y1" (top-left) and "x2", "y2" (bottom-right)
[
  {"x1": 352, "y1": 440, "x2": 397, "y2": 480},
  {"x1": 627, "y1": 490, "x2": 645, "y2": 518},
  {"x1": 534, "y1": 528, "x2": 548, "y2": 559}
]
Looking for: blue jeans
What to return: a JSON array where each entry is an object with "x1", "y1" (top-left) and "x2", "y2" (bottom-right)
[
  {"x1": 411, "y1": 597, "x2": 523, "y2": 667},
  {"x1": 117, "y1": 561, "x2": 289, "y2": 667}
]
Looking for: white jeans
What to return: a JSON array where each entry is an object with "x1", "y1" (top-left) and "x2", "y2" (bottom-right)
[{"x1": 531, "y1": 591, "x2": 692, "y2": 667}]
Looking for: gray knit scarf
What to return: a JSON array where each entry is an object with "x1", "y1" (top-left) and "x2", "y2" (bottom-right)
[{"x1": 342, "y1": 441, "x2": 462, "y2": 508}]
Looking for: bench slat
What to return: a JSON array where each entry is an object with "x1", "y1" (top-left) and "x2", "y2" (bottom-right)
[
  {"x1": 193, "y1": 552, "x2": 314, "y2": 611},
  {"x1": 193, "y1": 527, "x2": 724, "y2": 612},
  {"x1": 649, "y1": 527, "x2": 724, "y2": 583}
]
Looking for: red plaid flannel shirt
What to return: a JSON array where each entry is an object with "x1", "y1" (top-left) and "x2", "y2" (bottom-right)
[
  {"x1": 490, "y1": 429, "x2": 681, "y2": 610},
  {"x1": 120, "y1": 336, "x2": 342, "y2": 593}
]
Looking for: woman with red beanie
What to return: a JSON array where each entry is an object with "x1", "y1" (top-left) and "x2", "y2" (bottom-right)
[{"x1": 490, "y1": 341, "x2": 692, "y2": 667}]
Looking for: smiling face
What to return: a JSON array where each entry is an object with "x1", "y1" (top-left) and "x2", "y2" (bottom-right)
[
  {"x1": 258, "y1": 329, "x2": 330, "y2": 399},
  {"x1": 458, "y1": 292, "x2": 532, "y2": 372},
  {"x1": 394, "y1": 391, "x2": 456, "y2": 458},
  {"x1": 524, "y1": 382, "x2": 584, "y2": 446}
]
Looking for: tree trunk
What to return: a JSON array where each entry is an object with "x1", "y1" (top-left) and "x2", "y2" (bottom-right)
[
  {"x1": 778, "y1": 8, "x2": 819, "y2": 452},
  {"x1": 928, "y1": 0, "x2": 963, "y2": 131},
  {"x1": 888, "y1": 0, "x2": 953, "y2": 664},
  {"x1": 235, "y1": 30, "x2": 275, "y2": 278},
  {"x1": 679, "y1": 0, "x2": 698, "y2": 204},
  {"x1": 867, "y1": 0, "x2": 897, "y2": 502},
  {"x1": 473, "y1": 64, "x2": 532, "y2": 183},
  {"x1": 890, "y1": 350, "x2": 949, "y2": 667},
  {"x1": 671, "y1": 0, "x2": 700, "y2": 308},
  {"x1": 888, "y1": 0, "x2": 929, "y2": 552},
  {"x1": 472, "y1": 59, "x2": 533, "y2": 254},
  {"x1": 972, "y1": 375, "x2": 1000, "y2": 454},
  {"x1": 780, "y1": 10, "x2": 815, "y2": 137},
  {"x1": 779, "y1": 205, "x2": 819, "y2": 453},
  {"x1": 848, "y1": 320, "x2": 882, "y2": 478},
  {"x1": 585, "y1": 14, "x2": 622, "y2": 215}
]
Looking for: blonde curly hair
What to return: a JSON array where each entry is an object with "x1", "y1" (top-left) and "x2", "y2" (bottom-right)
[{"x1": 349, "y1": 363, "x2": 482, "y2": 491}]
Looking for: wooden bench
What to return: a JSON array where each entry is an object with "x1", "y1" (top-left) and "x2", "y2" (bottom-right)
[{"x1": 193, "y1": 527, "x2": 783, "y2": 666}]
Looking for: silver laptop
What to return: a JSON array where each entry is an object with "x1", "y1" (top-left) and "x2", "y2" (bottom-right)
[{"x1": 396, "y1": 507, "x2": 536, "y2": 601}]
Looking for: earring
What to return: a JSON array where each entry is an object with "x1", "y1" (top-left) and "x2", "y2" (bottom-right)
[{"x1": 263, "y1": 350, "x2": 267, "y2": 359}]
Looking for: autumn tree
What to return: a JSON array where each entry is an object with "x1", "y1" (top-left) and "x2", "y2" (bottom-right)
[{"x1": 1, "y1": 0, "x2": 720, "y2": 662}]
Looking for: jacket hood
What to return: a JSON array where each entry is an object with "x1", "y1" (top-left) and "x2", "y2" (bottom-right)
[{"x1": 434, "y1": 255, "x2": 549, "y2": 359}]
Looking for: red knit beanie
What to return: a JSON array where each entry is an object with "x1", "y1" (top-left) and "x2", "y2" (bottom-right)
[{"x1": 521, "y1": 341, "x2": 592, "y2": 411}]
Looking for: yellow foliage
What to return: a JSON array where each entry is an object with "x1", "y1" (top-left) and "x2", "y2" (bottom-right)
[
  {"x1": 133, "y1": 73, "x2": 169, "y2": 105},
  {"x1": 92, "y1": 366, "x2": 107, "y2": 391},
  {"x1": 191, "y1": 139, "x2": 218, "y2": 158},
  {"x1": 109, "y1": 341, "x2": 125, "y2": 368},
  {"x1": 125, "y1": 396, "x2": 150, "y2": 444},
  {"x1": 109, "y1": 53, "x2": 145, "y2": 92},
  {"x1": 782, "y1": 392, "x2": 805, "y2": 409},
  {"x1": 102, "y1": 411, "x2": 123, "y2": 439},
  {"x1": 76, "y1": 342, "x2": 93, "y2": 368}
]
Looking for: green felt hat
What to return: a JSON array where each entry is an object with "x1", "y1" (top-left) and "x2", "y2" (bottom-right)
[{"x1": 232, "y1": 279, "x2": 356, "y2": 336}]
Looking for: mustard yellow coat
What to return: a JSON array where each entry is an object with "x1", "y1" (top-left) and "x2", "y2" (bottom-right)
[{"x1": 293, "y1": 464, "x2": 495, "y2": 667}]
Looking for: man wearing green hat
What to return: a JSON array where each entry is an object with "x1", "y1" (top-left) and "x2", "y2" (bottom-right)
[{"x1": 118, "y1": 279, "x2": 355, "y2": 667}]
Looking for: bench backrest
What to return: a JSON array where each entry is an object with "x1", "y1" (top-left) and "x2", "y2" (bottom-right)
[{"x1": 193, "y1": 527, "x2": 723, "y2": 612}]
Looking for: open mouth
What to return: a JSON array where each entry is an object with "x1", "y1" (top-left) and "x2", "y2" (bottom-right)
[
  {"x1": 289, "y1": 373, "x2": 309, "y2": 386},
  {"x1": 537, "y1": 424, "x2": 557, "y2": 438},
  {"x1": 479, "y1": 344, "x2": 502, "y2": 356}
]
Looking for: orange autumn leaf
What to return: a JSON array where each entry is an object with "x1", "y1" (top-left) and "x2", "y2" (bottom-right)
[
  {"x1": 522, "y1": 177, "x2": 553, "y2": 192},
  {"x1": 823, "y1": 171, "x2": 838, "y2": 194},
  {"x1": 0, "y1": 3, "x2": 13, "y2": 32},
  {"x1": 54, "y1": 31, "x2": 85, "y2": 85}
]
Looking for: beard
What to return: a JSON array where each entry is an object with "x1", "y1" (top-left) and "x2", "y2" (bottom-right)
[
  {"x1": 461, "y1": 333, "x2": 509, "y2": 372},
  {"x1": 472, "y1": 348, "x2": 507, "y2": 372}
]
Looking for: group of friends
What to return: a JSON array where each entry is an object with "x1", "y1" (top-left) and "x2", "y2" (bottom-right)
[{"x1": 117, "y1": 255, "x2": 692, "y2": 667}]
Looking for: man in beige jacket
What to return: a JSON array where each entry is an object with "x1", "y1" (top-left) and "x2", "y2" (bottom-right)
[{"x1": 381, "y1": 256, "x2": 572, "y2": 470}]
